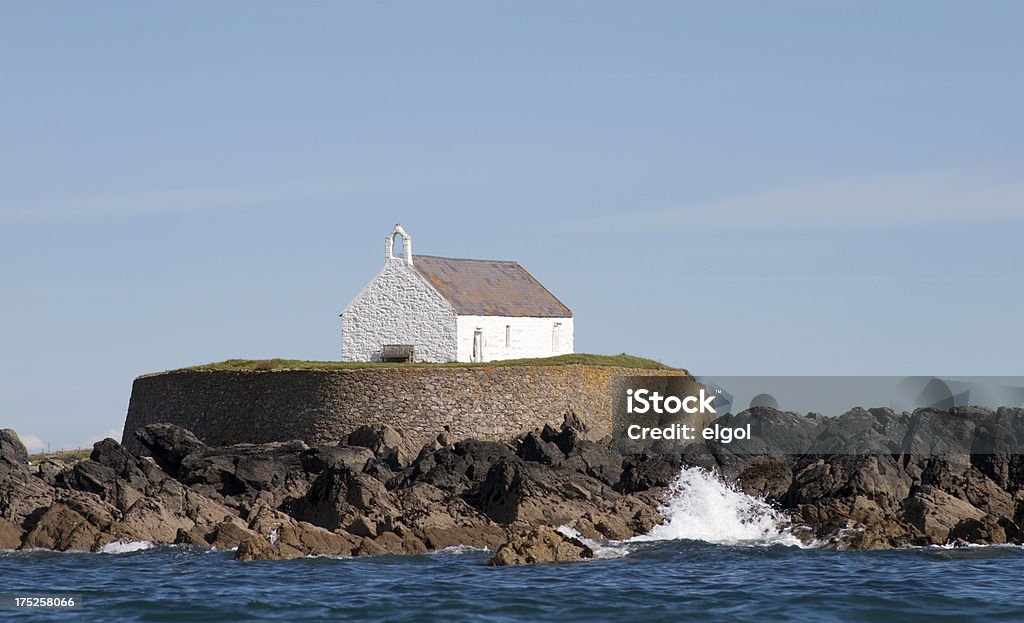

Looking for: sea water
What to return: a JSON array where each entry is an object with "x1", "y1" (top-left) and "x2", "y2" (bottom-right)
[{"x1": 2, "y1": 468, "x2": 1023, "y2": 622}]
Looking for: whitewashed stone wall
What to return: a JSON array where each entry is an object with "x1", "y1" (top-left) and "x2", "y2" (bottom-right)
[
  {"x1": 456, "y1": 315, "x2": 574, "y2": 362},
  {"x1": 341, "y1": 258, "x2": 458, "y2": 362}
]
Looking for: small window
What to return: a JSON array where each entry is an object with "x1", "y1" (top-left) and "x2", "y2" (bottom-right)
[
  {"x1": 505, "y1": 325, "x2": 511, "y2": 348},
  {"x1": 552, "y1": 322, "x2": 561, "y2": 352}
]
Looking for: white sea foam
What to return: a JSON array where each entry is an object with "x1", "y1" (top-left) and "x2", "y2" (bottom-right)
[
  {"x1": 434, "y1": 545, "x2": 492, "y2": 555},
  {"x1": 556, "y1": 526, "x2": 632, "y2": 559},
  {"x1": 632, "y1": 466, "x2": 803, "y2": 547},
  {"x1": 100, "y1": 540, "x2": 154, "y2": 554}
]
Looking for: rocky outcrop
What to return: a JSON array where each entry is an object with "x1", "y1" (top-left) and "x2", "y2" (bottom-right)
[
  {"x1": 1, "y1": 429, "x2": 29, "y2": 465},
  {"x1": 685, "y1": 406, "x2": 1024, "y2": 549},
  {"x1": 489, "y1": 526, "x2": 594, "y2": 566},
  {"x1": 2, "y1": 406, "x2": 1024, "y2": 562}
]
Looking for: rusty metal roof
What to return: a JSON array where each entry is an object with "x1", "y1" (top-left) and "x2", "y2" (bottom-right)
[{"x1": 412, "y1": 255, "x2": 572, "y2": 318}]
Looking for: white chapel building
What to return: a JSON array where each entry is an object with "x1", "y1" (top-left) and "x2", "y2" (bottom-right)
[{"x1": 341, "y1": 224, "x2": 574, "y2": 363}]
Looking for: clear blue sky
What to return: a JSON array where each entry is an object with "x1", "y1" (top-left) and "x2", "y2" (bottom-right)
[{"x1": 2, "y1": 1, "x2": 1022, "y2": 452}]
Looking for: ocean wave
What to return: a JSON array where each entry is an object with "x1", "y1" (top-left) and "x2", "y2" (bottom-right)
[
  {"x1": 100, "y1": 540, "x2": 154, "y2": 554},
  {"x1": 631, "y1": 466, "x2": 805, "y2": 548}
]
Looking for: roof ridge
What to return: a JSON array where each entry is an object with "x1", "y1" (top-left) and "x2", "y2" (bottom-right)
[{"x1": 413, "y1": 254, "x2": 518, "y2": 264}]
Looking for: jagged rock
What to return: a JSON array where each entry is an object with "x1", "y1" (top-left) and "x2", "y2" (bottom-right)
[
  {"x1": 136, "y1": 424, "x2": 206, "y2": 476},
  {"x1": 618, "y1": 455, "x2": 682, "y2": 493},
  {"x1": 21, "y1": 491, "x2": 132, "y2": 552},
  {"x1": 489, "y1": 526, "x2": 594, "y2": 566},
  {"x1": 786, "y1": 455, "x2": 913, "y2": 509},
  {"x1": 707, "y1": 407, "x2": 823, "y2": 456},
  {"x1": 175, "y1": 440, "x2": 311, "y2": 512},
  {"x1": 293, "y1": 464, "x2": 399, "y2": 531},
  {"x1": 0, "y1": 518, "x2": 22, "y2": 548},
  {"x1": 476, "y1": 460, "x2": 529, "y2": 524},
  {"x1": 32, "y1": 460, "x2": 65, "y2": 487},
  {"x1": 7, "y1": 404, "x2": 1024, "y2": 560},
  {"x1": 563, "y1": 440, "x2": 623, "y2": 488},
  {"x1": 948, "y1": 515, "x2": 1013, "y2": 545},
  {"x1": 517, "y1": 432, "x2": 563, "y2": 466},
  {"x1": 299, "y1": 446, "x2": 375, "y2": 474},
  {"x1": 474, "y1": 457, "x2": 631, "y2": 532},
  {"x1": 397, "y1": 532, "x2": 428, "y2": 554},
  {"x1": 792, "y1": 497, "x2": 922, "y2": 549},
  {"x1": 120, "y1": 497, "x2": 188, "y2": 543},
  {"x1": 807, "y1": 408, "x2": 907, "y2": 455},
  {"x1": 347, "y1": 516, "x2": 378, "y2": 538},
  {"x1": 362, "y1": 459, "x2": 397, "y2": 485},
  {"x1": 59, "y1": 460, "x2": 118, "y2": 495},
  {"x1": 390, "y1": 483, "x2": 507, "y2": 550},
  {"x1": 407, "y1": 439, "x2": 518, "y2": 495},
  {"x1": 735, "y1": 459, "x2": 794, "y2": 500},
  {"x1": 919, "y1": 455, "x2": 1015, "y2": 518},
  {"x1": 0, "y1": 456, "x2": 55, "y2": 530},
  {"x1": 235, "y1": 507, "x2": 360, "y2": 561},
  {"x1": 175, "y1": 526, "x2": 208, "y2": 546},
  {"x1": 207, "y1": 520, "x2": 256, "y2": 549},
  {"x1": 540, "y1": 412, "x2": 587, "y2": 455},
  {"x1": 346, "y1": 425, "x2": 417, "y2": 470},
  {"x1": 0, "y1": 429, "x2": 29, "y2": 465},
  {"x1": 903, "y1": 485, "x2": 986, "y2": 543},
  {"x1": 22, "y1": 503, "x2": 110, "y2": 551}
]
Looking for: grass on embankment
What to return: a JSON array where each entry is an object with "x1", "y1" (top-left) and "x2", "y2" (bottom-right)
[
  {"x1": 171, "y1": 353, "x2": 682, "y2": 373},
  {"x1": 27, "y1": 448, "x2": 92, "y2": 464}
]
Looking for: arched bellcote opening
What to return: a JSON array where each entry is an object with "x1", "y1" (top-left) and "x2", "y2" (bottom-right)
[{"x1": 385, "y1": 223, "x2": 413, "y2": 265}]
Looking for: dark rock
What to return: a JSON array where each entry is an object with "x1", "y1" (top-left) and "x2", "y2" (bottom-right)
[
  {"x1": 59, "y1": 461, "x2": 118, "y2": 496},
  {"x1": 21, "y1": 493, "x2": 129, "y2": 552},
  {"x1": 206, "y1": 520, "x2": 256, "y2": 549},
  {"x1": 235, "y1": 509, "x2": 360, "y2": 561},
  {"x1": 903, "y1": 485, "x2": 986, "y2": 543},
  {"x1": 0, "y1": 429, "x2": 28, "y2": 465},
  {"x1": 292, "y1": 465, "x2": 398, "y2": 531},
  {"x1": 517, "y1": 432, "x2": 563, "y2": 466},
  {"x1": 618, "y1": 455, "x2": 682, "y2": 493},
  {"x1": 347, "y1": 515, "x2": 379, "y2": 538},
  {"x1": 7, "y1": 403, "x2": 1024, "y2": 561},
  {"x1": 407, "y1": 439, "x2": 518, "y2": 495},
  {"x1": 0, "y1": 518, "x2": 23, "y2": 548},
  {"x1": 347, "y1": 425, "x2": 417, "y2": 470},
  {"x1": 136, "y1": 424, "x2": 206, "y2": 476},
  {"x1": 948, "y1": 515, "x2": 1009, "y2": 545},
  {"x1": 734, "y1": 459, "x2": 794, "y2": 500},
  {"x1": 563, "y1": 440, "x2": 623, "y2": 488},
  {"x1": 176, "y1": 440, "x2": 311, "y2": 511},
  {"x1": 299, "y1": 446, "x2": 375, "y2": 474},
  {"x1": 476, "y1": 460, "x2": 530, "y2": 524},
  {"x1": 539, "y1": 412, "x2": 588, "y2": 454},
  {"x1": 489, "y1": 526, "x2": 594, "y2": 566},
  {"x1": 174, "y1": 526, "x2": 208, "y2": 546}
]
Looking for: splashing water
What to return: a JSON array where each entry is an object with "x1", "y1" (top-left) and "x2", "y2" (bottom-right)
[
  {"x1": 99, "y1": 540, "x2": 154, "y2": 554},
  {"x1": 633, "y1": 466, "x2": 801, "y2": 546}
]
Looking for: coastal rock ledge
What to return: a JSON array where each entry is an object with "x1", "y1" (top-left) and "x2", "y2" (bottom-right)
[{"x1": 2, "y1": 406, "x2": 1024, "y2": 563}]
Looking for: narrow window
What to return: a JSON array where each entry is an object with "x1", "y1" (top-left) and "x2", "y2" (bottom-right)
[
  {"x1": 505, "y1": 325, "x2": 511, "y2": 348},
  {"x1": 552, "y1": 322, "x2": 561, "y2": 352}
]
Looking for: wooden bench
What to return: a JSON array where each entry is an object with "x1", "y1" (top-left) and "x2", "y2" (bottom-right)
[{"x1": 381, "y1": 344, "x2": 415, "y2": 363}]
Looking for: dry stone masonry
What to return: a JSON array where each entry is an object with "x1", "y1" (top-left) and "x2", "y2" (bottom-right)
[{"x1": 121, "y1": 365, "x2": 686, "y2": 454}]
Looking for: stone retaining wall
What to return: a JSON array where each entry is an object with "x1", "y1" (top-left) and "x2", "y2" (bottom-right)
[{"x1": 121, "y1": 365, "x2": 686, "y2": 453}]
